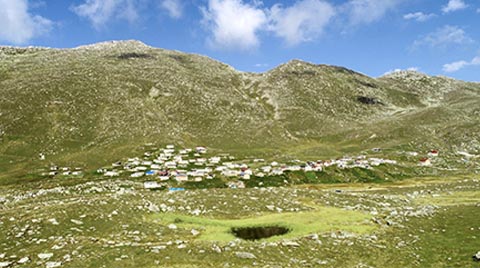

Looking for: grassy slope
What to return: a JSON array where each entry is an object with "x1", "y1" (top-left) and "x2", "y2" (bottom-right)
[
  {"x1": 152, "y1": 206, "x2": 374, "y2": 242},
  {"x1": 0, "y1": 41, "x2": 479, "y2": 180}
]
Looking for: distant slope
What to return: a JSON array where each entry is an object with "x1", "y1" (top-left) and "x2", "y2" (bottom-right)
[{"x1": 1, "y1": 41, "x2": 479, "y2": 178}]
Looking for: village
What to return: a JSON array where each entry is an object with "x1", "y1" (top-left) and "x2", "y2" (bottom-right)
[
  {"x1": 37, "y1": 143, "x2": 480, "y2": 191},
  {"x1": 92, "y1": 144, "x2": 401, "y2": 190}
]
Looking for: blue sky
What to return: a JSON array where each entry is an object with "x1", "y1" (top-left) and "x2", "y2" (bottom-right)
[{"x1": 1, "y1": 0, "x2": 479, "y2": 81}]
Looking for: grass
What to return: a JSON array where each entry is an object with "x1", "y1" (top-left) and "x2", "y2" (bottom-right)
[
  {"x1": 150, "y1": 206, "x2": 375, "y2": 242},
  {"x1": 384, "y1": 204, "x2": 480, "y2": 268},
  {"x1": 1, "y1": 41, "x2": 479, "y2": 181},
  {"x1": 416, "y1": 190, "x2": 480, "y2": 206},
  {"x1": 0, "y1": 175, "x2": 478, "y2": 267}
]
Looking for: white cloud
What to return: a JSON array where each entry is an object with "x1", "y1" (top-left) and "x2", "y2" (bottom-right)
[
  {"x1": 0, "y1": 0, "x2": 53, "y2": 44},
  {"x1": 201, "y1": 0, "x2": 267, "y2": 50},
  {"x1": 268, "y1": 0, "x2": 335, "y2": 46},
  {"x1": 442, "y1": 0, "x2": 468, "y2": 13},
  {"x1": 472, "y1": 56, "x2": 480, "y2": 65},
  {"x1": 442, "y1": 60, "x2": 469, "y2": 72},
  {"x1": 443, "y1": 56, "x2": 480, "y2": 72},
  {"x1": 383, "y1": 67, "x2": 419, "y2": 76},
  {"x1": 343, "y1": 0, "x2": 402, "y2": 25},
  {"x1": 72, "y1": 0, "x2": 140, "y2": 30},
  {"x1": 161, "y1": 0, "x2": 182, "y2": 19},
  {"x1": 403, "y1": 12, "x2": 436, "y2": 22},
  {"x1": 413, "y1": 25, "x2": 474, "y2": 48}
]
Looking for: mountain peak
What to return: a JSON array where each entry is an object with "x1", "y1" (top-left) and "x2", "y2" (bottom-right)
[
  {"x1": 74, "y1": 40, "x2": 150, "y2": 50},
  {"x1": 380, "y1": 69, "x2": 429, "y2": 80}
]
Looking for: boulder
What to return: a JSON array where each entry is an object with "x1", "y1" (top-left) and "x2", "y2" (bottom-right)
[
  {"x1": 0, "y1": 262, "x2": 11, "y2": 268},
  {"x1": 46, "y1": 262, "x2": 62, "y2": 268},
  {"x1": 18, "y1": 257, "x2": 29, "y2": 264},
  {"x1": 282, "y1": 241, "x2": 300, "y2": 247},
  {"x1": 235, "y1": 252, "x2": 256, "y2": 259},
  {"x1": 38, "y1": 253, "x2": 53, "y2": 260},
  {"x1": 191, "y1": 229, "x2": 200, "y2": 236},
  {"x1": 473, "y1": 251, "x2": 480, "y2": 262}
]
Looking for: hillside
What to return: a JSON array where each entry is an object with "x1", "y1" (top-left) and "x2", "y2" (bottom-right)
[{"x1": 1, "y1": 40, "x2": 479, "y2": 180}]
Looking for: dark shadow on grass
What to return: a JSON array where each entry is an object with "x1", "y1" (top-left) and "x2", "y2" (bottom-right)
[{"x1": 231, "y1": 226, "x2": 290, "y2": 241}]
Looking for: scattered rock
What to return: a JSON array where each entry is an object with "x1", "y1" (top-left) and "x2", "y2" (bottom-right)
[
  {"x1": 473, "y1": 251, "x2": 480, "y2": 262},
  {"x1": 48, "y1": 219, "x2": 59, "y2": 225},
  {"x1": 70, "y1": 219, "x2": 83, "y2": 225},
  {"x1": 168, "y1": 224, "x2": 177, "y2": 230},
  {"x1": 151, "y1": 245, "x2": 166, "y2": 252},
  {"x1": 212, "y1": 244, "x2": 222, "y2": 253},
  {"x1": 282, "y1": 241, "x2": 300, "y2": 247},
  {"x1": 191, "y1": 229, "x2": 200, "y2": 236},
  {"x1": 306, "y1": 234, "x2": 319, "y2": 240},
  {"x1": 148, "y1": 203, "x2": 160, "y2": 212},
  {"x1": 18, "y1": 257, "x2": 29, "y2": 264},
  {"x1": 38, "y1": 253, "x2": 53, "y2": 260},
  {"x1": 235, "y1": 252, "x2": 256, "y2": 259},
  {"x1": 45, "y1": 261, "x2": 62, "y2": 268},
  {"x1": 0, "y1": 262, "x2": 11, "y2": 268},
  {"x1": 149, "y1": 87, "x2": 161, "y2": 98}
]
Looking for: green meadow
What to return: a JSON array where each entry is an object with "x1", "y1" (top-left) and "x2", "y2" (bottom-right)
[{"x1": 151, "y1": 206, "x2": 375, "y2": 242}]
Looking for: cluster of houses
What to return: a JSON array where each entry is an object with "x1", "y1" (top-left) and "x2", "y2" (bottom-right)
[
  {"x1": 418, "y1": 150, "x2": 440, "y2": 166},
  {"x1": 97, "y1": 145, "x2": 215, "y2": 181},
  {"x1": 38, "y1": 146, "x2": 478, "y2": 184},
  {"x1": 96, "y1": 144, "x2": 399, "y2": 189},
  {"x1": 41, "y1": 166, "x2": 83, "y2": 177}
]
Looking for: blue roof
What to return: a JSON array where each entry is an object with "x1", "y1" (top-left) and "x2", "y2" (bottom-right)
[{"x1": 169, "y1": 187, "x2": 185, "y2": 192}]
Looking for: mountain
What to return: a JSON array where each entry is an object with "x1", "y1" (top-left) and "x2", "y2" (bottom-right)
[{"x1": 1, "y1": 40, "x2": 479, "y2": 180}]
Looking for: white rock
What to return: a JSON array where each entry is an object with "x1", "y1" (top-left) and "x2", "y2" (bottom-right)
[
  {"x1": 70, "y1": 219, "x2": 83, "y2": 225},
  {"x1": 235, "y1": 252, "x2": 256, "y2": 259},
  {"x1": 191, "y1": 209, "x2": 201, "y2": 216},
  {"x1": 48, "y1": 219, "x2": 59, "y2": 225},
  {"x1": 46, "y1": 261, "x2": 62, "y2": 268},
  {"x1": 191, "y1": 229, "x2": 200, "y2": 236},
  {"x1": 18, "y1": 257, "x2": 29, "y2": 264},
  {"x1": 306, "y1": 234, "x2": 319, "y2": 240},
  {"x1": 212, "y1": 244, "x2": 222, "y2": 253},
  {"x1": 168, "y1": 224, "x2": 177, "y2": 230},
  {"x1": 38, "y1": 253, "x2": 53, "y2": 260},
  {"x1": 282, "y1": 241, "x2": 300, "y2": 247},
  {"x1": 148, "y1": 204, "x2": 159, "y2": 212},
  {"x1": 0, "y1": 262, "x2": 11, "y2": 268}
]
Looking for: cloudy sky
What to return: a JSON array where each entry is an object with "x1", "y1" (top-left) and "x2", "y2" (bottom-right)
[{"x1": 1, "y1": 0, "x2": 479, "y2": 81}]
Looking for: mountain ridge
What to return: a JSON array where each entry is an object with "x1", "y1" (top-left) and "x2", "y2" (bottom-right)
[
  {"x1": 2, "y1": 40, "x2": 474, "y2": 82},
  {"x1": 0, "y1": 40, "x2": 479, "y2": 181}
]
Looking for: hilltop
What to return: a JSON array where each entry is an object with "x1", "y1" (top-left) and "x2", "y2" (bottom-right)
[{"x1": 0, "y1": 40, "x2": 479, "y2": 180}]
